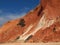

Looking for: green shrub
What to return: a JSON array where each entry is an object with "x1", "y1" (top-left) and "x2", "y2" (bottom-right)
[{"x1": 17, "y1": 19, "x2": 25, "y2": 27}]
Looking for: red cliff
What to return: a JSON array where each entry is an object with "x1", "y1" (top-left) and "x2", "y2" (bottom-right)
[{"x1": 0, "y1": 0, "x2": 60, "y2": 43}]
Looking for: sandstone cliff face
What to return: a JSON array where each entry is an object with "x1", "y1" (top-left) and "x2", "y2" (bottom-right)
[{"x1": 0, "y1": 0, "x2": 60, "y2": 43}]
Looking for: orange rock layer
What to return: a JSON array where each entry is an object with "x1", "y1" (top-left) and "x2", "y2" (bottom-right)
[{"x1": 0, "y1": 0, "x2": 60, "y2": 43}]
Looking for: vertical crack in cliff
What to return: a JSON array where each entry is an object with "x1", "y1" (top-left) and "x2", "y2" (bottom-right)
[{"x1": 38, "y1": 6, "x2": 43, "y2": 16}]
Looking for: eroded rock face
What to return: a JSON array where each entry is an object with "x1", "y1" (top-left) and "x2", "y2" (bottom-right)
[
  {"x1": 41, "y1": 0, "x2": 60, "y2": 8},
  {"x1": 0, "y1": 0, "x2": 60, "y2": 43}
]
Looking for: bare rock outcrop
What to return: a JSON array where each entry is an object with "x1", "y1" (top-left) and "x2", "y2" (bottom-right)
[{"x1": 0, "y1": 0, "x2": 60, "y2": 43}]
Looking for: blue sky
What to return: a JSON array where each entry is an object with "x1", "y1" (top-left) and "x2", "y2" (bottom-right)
[{"x1": 0, "y1": 0, "x2": 40, "y2": 26}]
